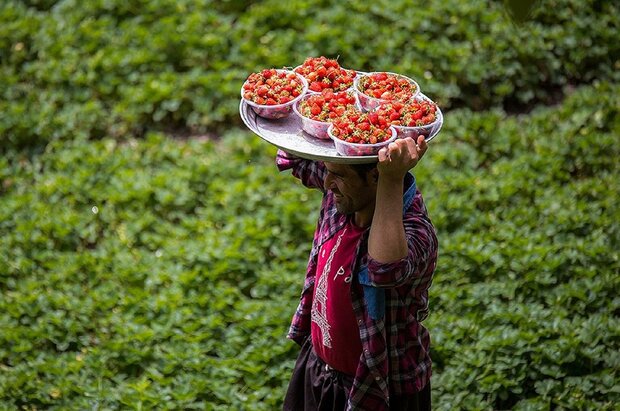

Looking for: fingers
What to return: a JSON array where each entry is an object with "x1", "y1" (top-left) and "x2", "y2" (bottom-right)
[
  {"x1": 388, "y1": 142, "x2": 400, "y2": 156},
  {"x1": 379, "y1": 141, "x2": 400, "y2": 162},
  {"x1": 379, "y1": 136, "x2": 429, "y2": 166},
  {"x1": 378, "y1": 147, "x2": 389, "y2": 162},
  {"x1": 385, "y1": 138, "x2": 417, "y2": 159},
  {"x1": 404, "y1": 137, "x2": 418, "y2": 159},
  {"x1": 416, "y1": 135, "x2": 428, "y2": 158}
]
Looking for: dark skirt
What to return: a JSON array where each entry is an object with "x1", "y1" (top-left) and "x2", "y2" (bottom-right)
[{"x1": 283, "y1": 337, "x2": 431, "y2": 411}]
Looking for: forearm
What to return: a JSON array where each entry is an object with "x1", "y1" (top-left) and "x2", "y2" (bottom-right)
[
  {"x1": 370, "y1": 135, "x2": 428, "y2": 264},
  {"x1": 275, "y1": 149, "x2": 326, "y2": 190},
  {"x1": 368, "y1": 176, "x2": 408, "y2": 263}
]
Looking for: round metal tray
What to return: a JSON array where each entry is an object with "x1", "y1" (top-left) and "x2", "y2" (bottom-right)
[{"x1": 239, "y1": 93, "x2": 443, "y2": 164}]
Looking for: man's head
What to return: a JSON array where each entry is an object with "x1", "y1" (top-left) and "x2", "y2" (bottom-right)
[{"x1": 323, "y1": 162, "x2": 378, "y2": 226}]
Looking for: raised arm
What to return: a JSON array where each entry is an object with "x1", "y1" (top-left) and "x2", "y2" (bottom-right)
[{"x1": 368, "y1": 136, "x2": 428, "y2": 263}]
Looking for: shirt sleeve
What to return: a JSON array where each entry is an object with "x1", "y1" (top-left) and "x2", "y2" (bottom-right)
[
  {"x1": 276, "y1": 149, "x2": 327, "y2": 192},
  {"x1": 365, "y1": 190, "x2": 438, "y2": 288}
]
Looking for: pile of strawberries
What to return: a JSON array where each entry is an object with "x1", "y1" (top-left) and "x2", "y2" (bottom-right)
[
  {"x1": 329, "y1": 109, "x2": 394, "y2": 145},
  {"x1": 242, "y1": 57, "x2": 440, "y2": 147},
  {"x1": 242, "y1": 69, "x2": 305, "y2": 105},
  {"x1": 297, "y1": 90, "x2": 357, "y2": 122},
  {"x1": 294, "y1": 56, "x2": 357, "y2": 93},
  {"x1": 356, "y1": 72, "x2": 418, "y2": 102},
  {"x1": 372, "y1": 100, "x2": 438, "y2": 127}
]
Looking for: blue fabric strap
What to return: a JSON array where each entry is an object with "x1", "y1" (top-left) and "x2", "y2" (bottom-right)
[
  {"x1": 358, "y1": 266, "x2": 385, "y2": 320},
  {"x1": 402, "y1": 173, "x2": 417, "y2": 214}
]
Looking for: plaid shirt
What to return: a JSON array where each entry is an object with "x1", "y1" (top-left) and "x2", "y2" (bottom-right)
[{"x1": 277, "y1": 150, "x2": 438, "y2": 411}]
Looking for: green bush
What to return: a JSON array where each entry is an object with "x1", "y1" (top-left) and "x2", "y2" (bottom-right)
[
  {"x1": 0, "y1": 132, "x2": 322, "y2": 409},
  {"x1": 1, "y1": 0, "x2": 618, "y2": 151},
  {"x1": 1, "y1": 81, "x2": 618, "y2": 409},
  {"x1": 420, "y1": 80, "x2": 620, "y2": 410},
  {"x1": 1, "y1": 0, "x2": 619, "y2": 409}
]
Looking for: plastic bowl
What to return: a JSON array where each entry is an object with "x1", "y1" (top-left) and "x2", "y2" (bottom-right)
[
  {"x1": 391, "y1": 96, "x2": 443, "y2": 141},
  {"x1": 292, "y1": 96, "x2": 331, "y2": 140},
  {"x1": 393, "y1": 114, "x2": 442, "y2": 141},
  {"x1": 241, "y1": 69, "x2": 308, "y2": 119},
  {"x1": 292, "y1": 90, "x2": 359, "y2": 140},
  {"x1": 354, "y1": 72, "x2": 420, "y2": 112},
  {"x1": 328, "y1": 124, "x2": 397, "y2": 156}
]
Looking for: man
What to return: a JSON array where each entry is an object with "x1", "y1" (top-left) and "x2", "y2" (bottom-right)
[{"x1": 277, "y1": 135, "x2": 438, "y2": 411}]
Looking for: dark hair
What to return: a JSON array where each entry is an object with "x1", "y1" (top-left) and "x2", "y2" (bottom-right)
[{"x1": 349, "y1": 162, "x2": 378, "y2": 180}]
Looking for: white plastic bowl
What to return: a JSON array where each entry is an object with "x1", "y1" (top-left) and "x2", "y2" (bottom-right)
[
  {"x1": 354, "y1": 72, "x2": 420, "y2": 112},
  {"x1": 390, "y1": 96, "x2": 442, "y2": 141},
  {"x1": 293, "y1": 90, "x2": 359, "y2": 140},
  {"x1": 292, "y1": 96, "x2": 331, "y2": 140},
  {"x1": 328, "y1": 124, "x2": 397, "y2": 156},
  {"x1": 241, "y1": 69, "x2": 308, "y2": 119}
]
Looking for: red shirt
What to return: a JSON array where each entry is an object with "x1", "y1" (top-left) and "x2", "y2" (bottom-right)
[{"x1": 311, "y1": 219, "x2": 365, "y2": 375}]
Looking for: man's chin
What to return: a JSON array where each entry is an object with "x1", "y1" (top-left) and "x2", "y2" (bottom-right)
[{"x1": 335, "y1": 203, "x2": 352, "y2": 215}]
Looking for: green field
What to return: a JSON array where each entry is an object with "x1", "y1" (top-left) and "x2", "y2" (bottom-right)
[{"x1": 1, "y1": 0, "x2": 619, "y2": 409}]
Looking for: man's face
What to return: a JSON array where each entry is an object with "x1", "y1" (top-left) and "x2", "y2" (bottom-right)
[{"x1": 323, "y1": 162, "x2": 377, "y2": 217}]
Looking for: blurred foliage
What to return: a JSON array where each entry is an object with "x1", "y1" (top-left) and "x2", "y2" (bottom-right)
[
  {"x1": 422, "y1": 80, "x2": 620, "y2": 410},
  {"x1": 1, "y1": 82, "x2": 618, "y2": 409},
  {"x1": 501, "y1": 0, "x2": 540, "y2": 23},
  {"x1": 0, "y1": 0, "x2": 619, "y2": 152},
  {"x1": 0, "y1": 0, "x2": 619, "y2": 409},
  {"x1": 0, "y1": 133, "x2": 321, "y2": 409}
]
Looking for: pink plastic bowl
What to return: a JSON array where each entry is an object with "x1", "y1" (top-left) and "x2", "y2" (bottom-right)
[
  {"x1": 328, "y1": 124, "x2": 397, "y2": 156},
  {"x1": 241, "y1": 70, "x2": 308, "y2": 119}
]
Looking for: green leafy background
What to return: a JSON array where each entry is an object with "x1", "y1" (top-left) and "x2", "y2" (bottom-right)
[{"x1": 1, "y1": 0, "x2": 618, "y2": 410}]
